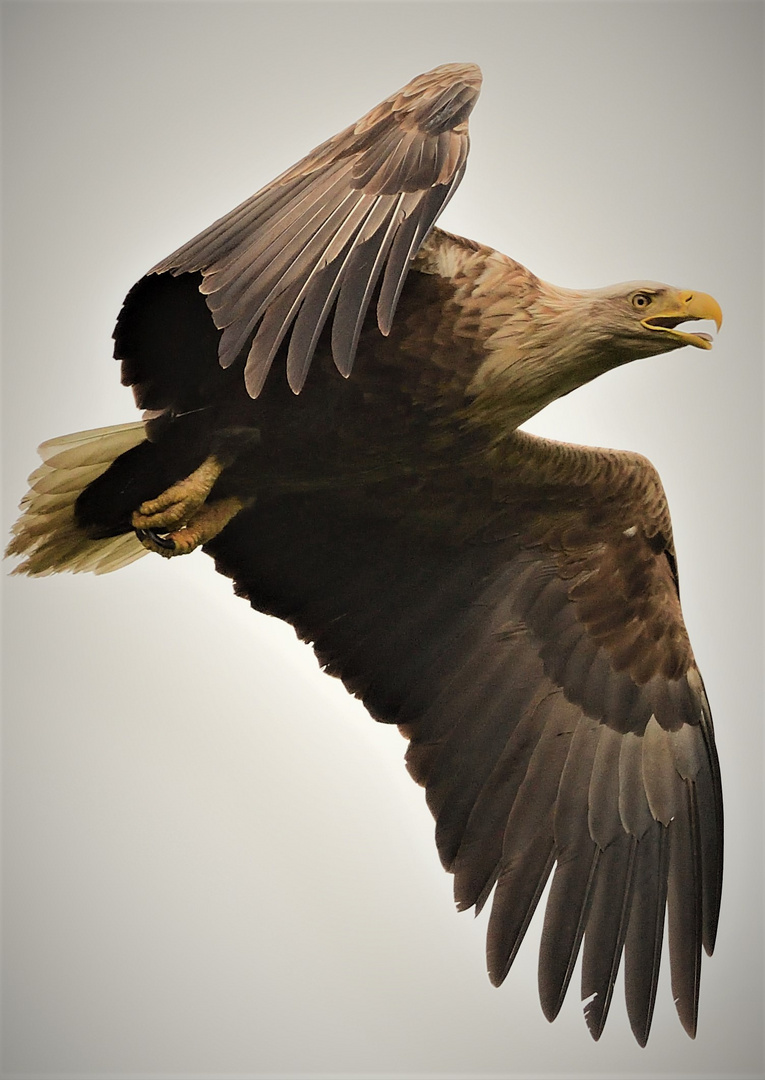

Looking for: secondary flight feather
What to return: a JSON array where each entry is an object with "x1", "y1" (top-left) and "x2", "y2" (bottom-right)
[{"x1": 7, "y1": 63, "x2": 723, "y2": 1046}]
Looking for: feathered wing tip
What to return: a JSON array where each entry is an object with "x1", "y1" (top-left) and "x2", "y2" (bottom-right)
[
  {"x1": 6, "y1": 422, "x2": 149, "y2": 576},
  {"x1": 146, "y1": 64, "x2": 480, "y2": 398}
]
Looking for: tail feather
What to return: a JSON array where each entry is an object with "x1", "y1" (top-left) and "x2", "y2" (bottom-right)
[{"x1": 6, "y1": 422, "x2": 149, "y2": 576}]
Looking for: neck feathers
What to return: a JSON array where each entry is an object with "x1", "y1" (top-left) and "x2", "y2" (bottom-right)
[{"x1": 418, "y1": 230, "x2": 620, "y2": 436}]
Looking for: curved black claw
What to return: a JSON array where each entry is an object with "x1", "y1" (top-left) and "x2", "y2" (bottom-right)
[{"x1": 134, "y1": 527, "x2": 176, "y2": 551}]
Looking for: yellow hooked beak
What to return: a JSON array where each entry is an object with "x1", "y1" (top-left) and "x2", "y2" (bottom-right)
[{"x1": 642, "y1": 290, "x2": 723, "y2": 350}]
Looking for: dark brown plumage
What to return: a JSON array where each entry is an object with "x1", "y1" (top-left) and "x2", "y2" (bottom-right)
[{"x1": 7, "y1": 63, "x2": 723, "y2": 1046}]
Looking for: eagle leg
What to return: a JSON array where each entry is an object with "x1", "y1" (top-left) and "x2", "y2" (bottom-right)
[
  {"x1": 134, "y1": 494, "x2": 251, "y2": 558},
  {"x1": 131, "y1": 453, "x2": 252, "y2": 558},
  {"x1": 131, "y1": 454, "x2": 226, "y2": 533}
]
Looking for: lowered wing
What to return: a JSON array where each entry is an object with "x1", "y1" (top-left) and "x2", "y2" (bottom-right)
[{"x1": 206, "y1": 429, "x2": 723, "y2": 1045}]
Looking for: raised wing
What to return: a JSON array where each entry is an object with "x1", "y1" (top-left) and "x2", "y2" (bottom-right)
[
  {"x1": 205, "y1": 430, "x2": 723, "y2": 1045},
  {"x1": 149, "y1": 63, "x2": 481, "y2": 396}
]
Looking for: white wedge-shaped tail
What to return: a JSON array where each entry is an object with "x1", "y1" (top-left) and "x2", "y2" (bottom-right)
[{"x1": 7, "y1": 422, "x2": 148, "y2": 575}]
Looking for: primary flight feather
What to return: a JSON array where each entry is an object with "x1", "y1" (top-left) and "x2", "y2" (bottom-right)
[{"x1": 7, "y1": 63, "x2": 723, "y2": 1046}]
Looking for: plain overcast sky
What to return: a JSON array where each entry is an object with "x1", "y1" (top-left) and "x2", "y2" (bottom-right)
[{"x1": 2, "y1": 2, "x2": 763, "y2": 1078}]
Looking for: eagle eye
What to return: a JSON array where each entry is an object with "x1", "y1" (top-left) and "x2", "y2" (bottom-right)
[{"x1": 631, "y1": 292, "x2": 653, "y2": 310}]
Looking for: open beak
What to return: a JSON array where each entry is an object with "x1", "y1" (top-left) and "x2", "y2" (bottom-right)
[{"x1": 642, "y1": 290, "x2": 723, "y2": 350}]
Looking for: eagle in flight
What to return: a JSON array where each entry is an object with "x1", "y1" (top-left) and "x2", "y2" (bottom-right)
[{"x1": 8, "y1": 63, "x2": 723, "y2": 1046}]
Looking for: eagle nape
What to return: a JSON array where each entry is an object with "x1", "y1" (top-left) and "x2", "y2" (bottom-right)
[{"x1": 6, "y1": 62, "x2": 723, "y2": 1047}]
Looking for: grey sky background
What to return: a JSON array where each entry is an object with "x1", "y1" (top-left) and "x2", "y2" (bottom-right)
[{"x1": 2, "y1": 2, "x2": 763, "y2": 1077}]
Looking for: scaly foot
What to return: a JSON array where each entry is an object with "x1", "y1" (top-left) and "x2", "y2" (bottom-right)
[
  {"x1": 131, "y1": 456, "x2": 226, "y2": 534},
  {"x1": 132, "y1": 454, "x2": 252, "y2": 557},
  {"x1": 135, "y1": 495, "x2": 251, "y2": 558}
]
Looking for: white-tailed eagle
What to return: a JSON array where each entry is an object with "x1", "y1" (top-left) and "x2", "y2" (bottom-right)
[{"x1": 8, "y1": 63, "x2": 724, "y2": 1046}]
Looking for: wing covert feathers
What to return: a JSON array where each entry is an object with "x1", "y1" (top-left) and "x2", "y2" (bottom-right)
[{"x1": 150, "y1": 63, "x2": 480, "y2": 395}]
